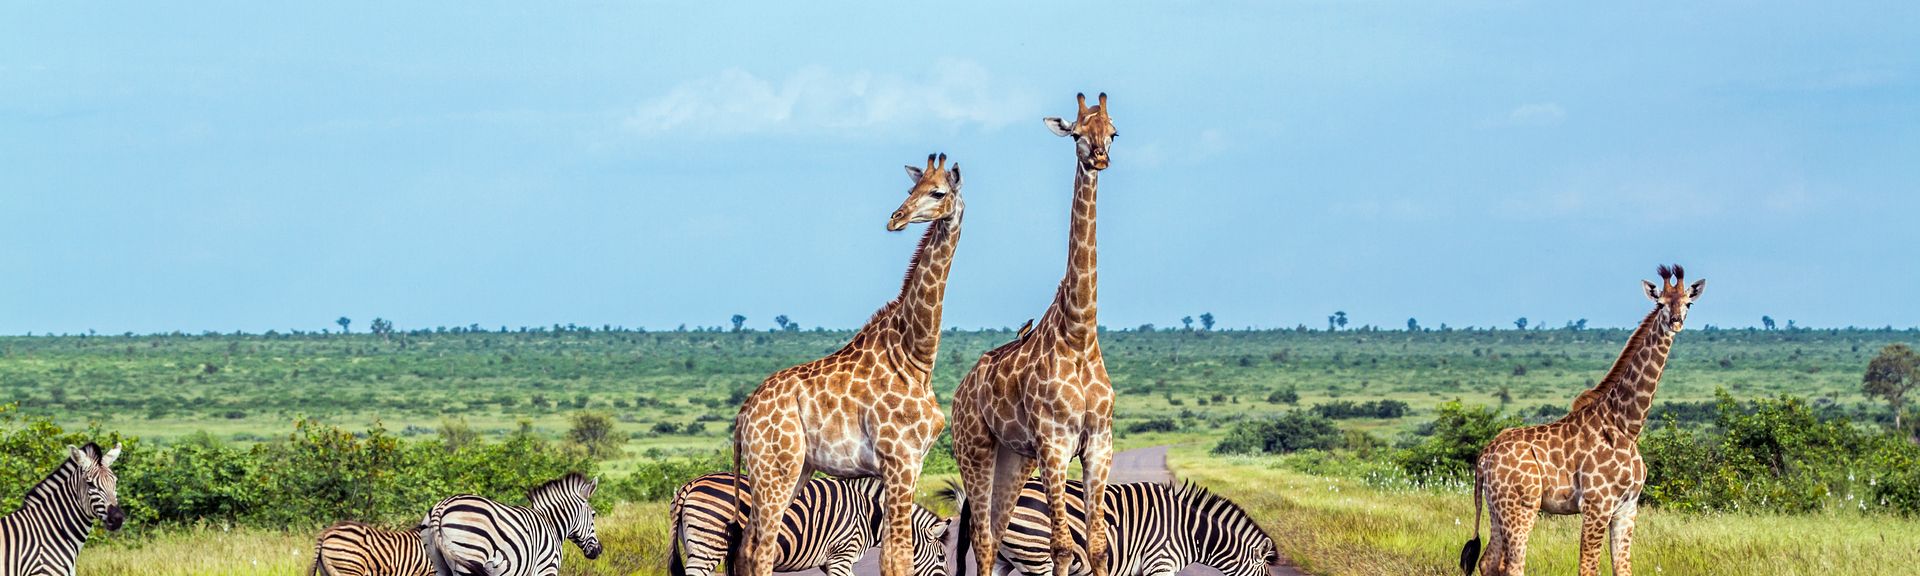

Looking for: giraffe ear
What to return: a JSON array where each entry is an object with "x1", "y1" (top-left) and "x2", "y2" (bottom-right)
[
  {"x1": 1044, "y1": 117, "x2": 1075, "y2": 137},
  {"x1": 904, "y1": 165, "x2": 925, "y2": 183},
  {"x1": 1688, "y1": 279, "x2": 1706, "y2": 300},
  {"x1": 1643, "y1": 280, "x2": 1661, "y2": 302},
  {"x1": 946, "y1": 164, "x2": 962, "y2": 190}
]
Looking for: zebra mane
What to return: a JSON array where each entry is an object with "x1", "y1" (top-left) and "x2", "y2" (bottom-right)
[
  {"x1": 18, "y1": 443, "x2": 97, "y2": 510},
  {"x1": 528, "y1": 472, "x2": 592, "y2": 501},
  {"x1": 1171, "y1": 480, "x2": 1264, "y2": 531}
]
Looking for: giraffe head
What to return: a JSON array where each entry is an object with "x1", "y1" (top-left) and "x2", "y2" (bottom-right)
[
  {"x1": 889, "y1": 153, "x2": 963, "y2": 231},
  {"x1": 1044, "y1": 92, "x2": 1117, "y2": 171},
  {"x1": 1642, "y1": 264, "x2": 1706, "y2": 333}
]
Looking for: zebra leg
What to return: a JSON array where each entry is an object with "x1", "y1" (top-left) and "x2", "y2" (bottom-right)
[
  {"x1": 1078, "y1": 427, "x2": 1114, "y2": 576},
  {"x1": 880, "y1": 455, "x2": 927, "y2": 576},
  {"x1": 823, "y1": 544, "x2": 863, "y2": 576},
  {"x1": 1037, "y1": 439, "x2": 1076, "y2": 576}
]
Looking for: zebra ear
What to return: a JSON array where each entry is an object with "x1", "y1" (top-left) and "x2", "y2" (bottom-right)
[
  {"x1": 582, "y1": 477, "x2": 598, "y2": 498},
  {"x1": 101, "y1": 443, "x2": 121, "y2": 467},
  {"x1": 69, "y1": 445, "x2": 96, "y2": 469}
]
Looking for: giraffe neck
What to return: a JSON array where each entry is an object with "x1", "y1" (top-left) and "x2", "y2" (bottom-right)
[
  {"x1": 1053, "y1": 163, "x2": 1099, "y2": 345},
  {"x1": 883, "y1": 204, "x2": 963, "y2": 374},
  {"x1": 1593, "y1": 308, "x2": 1677, "y2": 438}
]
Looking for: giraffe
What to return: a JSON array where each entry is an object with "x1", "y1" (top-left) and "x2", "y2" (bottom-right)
[
  {"x1": 952, "y1": 92, "x2": 1118, "y2": 576},
  {"x1": 730, "y1": 153, "x2": 965, "y2": 576},
  {"x1": 1460, "y1": 264, "x2": 1706, "y2": 576}
]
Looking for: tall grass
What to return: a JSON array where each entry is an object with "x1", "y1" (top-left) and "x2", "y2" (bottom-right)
[{"x1": 1168, "y1": 445, "x2": 1920, "y2": 576}]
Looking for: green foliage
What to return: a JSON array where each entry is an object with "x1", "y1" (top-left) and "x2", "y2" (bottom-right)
[
  {"x1": 1213, "y1": 411, "x2": 1341, "y2": 455},
  {"x1": 568, "y1": 411, "x2": 627, "y2": 459},
  {"x1": 1640, "y1": 390, "x2": 1920, "y2": 514},
  {"x1": 1266, "y1": 385, "x2": 1299, "y2": 405},
  {"x1": 1863, "y1": 343, "x2": 1918, "y2": 429},
  {"x1": 1394, "y1": 400, "x2": 1520, "y2": 481},
  {"x1": 607, "y1": 451, "x2": 731, "y2": 502},
  {"x1": 2, "y1": 408, "x2": 594, "y2": 531},
  {"x1": 1311, "y1": 399, "x2": 1409, "y2": 419},
  {"x1": 1124, "y1": 417, "x2": 1180, "y2": 434}
]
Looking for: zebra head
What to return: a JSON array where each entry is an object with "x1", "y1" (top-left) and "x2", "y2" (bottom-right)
[
  {"x1": 68, "y1": 442, "x2": 125, "y2": 531},
  {"x1": 1176, "y1": 482, "x2": 1277, "y2": 576},
  {"x1": 909, "y1": 506, "x2": 952, "y2": 576},
  {"x1": 532, "y1": 472, "x2": 602, "y2": 560}
]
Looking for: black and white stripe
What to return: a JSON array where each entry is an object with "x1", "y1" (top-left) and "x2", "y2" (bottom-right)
[
  {"x1": 309, "y1": 520, "x2": 433, "y2": 576},
  {"x1": 420, "y1": 472, "x2": 601, "y2": 576},
  {"x1": 0, "y1": 442, "x2": 125, "y2": 576},
  {"x1": 957, "y1": 480, "x2": 1277, "y2": 576},
  {"x1": 669, "y1": 473, "x2": 950, "y2": 576}
]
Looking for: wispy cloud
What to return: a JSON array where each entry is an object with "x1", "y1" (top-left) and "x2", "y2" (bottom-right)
[
  {"x1": 622, "y1": 60, "x2": 1034, "y2": 137},
  {"x1": 1504, "y1": 102, "x2": 1566, "y2": 127}
]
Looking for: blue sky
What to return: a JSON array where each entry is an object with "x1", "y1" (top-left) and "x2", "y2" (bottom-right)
[{"x1": 2, "y1": 1, "x2": 1916, "y2": 334}]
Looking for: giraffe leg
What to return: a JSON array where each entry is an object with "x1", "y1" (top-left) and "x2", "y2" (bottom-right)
[
  {"x1": 1608, "y1": 496, "x2": 1638, "y2": 576},
  {"x1": 1497, "y1": 502, "x2": 1538, "y2": 576},
  {"x1": 986, "y1": 447, "x2": 1037, "y2": 575},
  {"x1": 1037, "y1": 439, "x2": 1076, "y2": 576},
  {"x1": 1576, "y1": 499, "x2": 1617, "y2": 576},
  {"x1": 880, "y1": 453, "x2": 927, "y2": 576},
  {"x1": 1078, "y1": 427, "x2": 1114, "y2": 576},
  {"x1": 742, "y1": 430, "x2": 804, "y2": 576},
  {"x1": 1478, "y1": 502, "x2": 1506, "y2": 576},
  {"x1": 955, "y1": 411, "x2": 1000, "y2": 576}
]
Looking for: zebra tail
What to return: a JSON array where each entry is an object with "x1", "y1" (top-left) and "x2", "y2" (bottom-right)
[
  {"x1": 669, "y1": 493, "x2": 689, "y2": 576},
  {"x1": 308, "y1": 542, "x2": 329, "y2": 576},
  {"x1": 423, "y1": 518, "x2": 460, "y2": 576},
  {"x1": 955, "y1": 493, "x2": 974, "y2": 576},
  {"x1": 728, "y1": 437, "x2": 746, "y2": 576},
  {"x1": 1459, "y1": 468, "x2": 1484, "y2": 576}
]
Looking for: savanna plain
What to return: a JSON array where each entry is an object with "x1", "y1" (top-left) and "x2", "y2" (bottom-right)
[{"x1": 3, "y1": 323, "x2": 1918, "y2": 575}]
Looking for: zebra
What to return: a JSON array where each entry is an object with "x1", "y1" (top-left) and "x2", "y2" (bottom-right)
[
  {"x1": 949, "y1": 479, "x2": 1279, "y2": 576},
  {"x1": 308, "y1": 520, "x2": 433, "y2": 576},
  {"x1": 419, "y1": 472, "x2": 602, "y2": 576},
  {"x1": 668, "y1": 472, "x2": 951, "y2": 576},
  {"x1": 0, "y1": 442, "x2": 125, "y2": 576}
]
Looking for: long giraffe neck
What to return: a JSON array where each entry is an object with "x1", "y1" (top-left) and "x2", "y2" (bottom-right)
[
  {"x1": 1588, "y1": 308, "x2": 1676, "y2": 438},
  {"x1": 884, "y1": 205, "x2": 963, "y2": 373},
  {"x1": 1053, "y1": 163, "x2": 1099, "y2": 346}
]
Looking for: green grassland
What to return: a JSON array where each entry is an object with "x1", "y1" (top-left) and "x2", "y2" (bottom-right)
[
  {"x1": 3, "y1": 326, "x2": 1916, "y2": 576},
  {"x1": 3, "y1": 326, "x2": 1905, "y2": 451}
]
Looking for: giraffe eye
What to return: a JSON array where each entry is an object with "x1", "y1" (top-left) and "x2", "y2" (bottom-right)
[{"x1": 930, "y1": 189, "x2": 946, "y2": 198}]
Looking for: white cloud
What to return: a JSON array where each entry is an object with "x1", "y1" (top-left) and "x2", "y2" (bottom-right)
[
  {"x1": 623, "y1": 60, "x2": 1033, "y2": 137},
  {"x1": 1505, "y1": 102, "x2": 1566, "y2": 127}
]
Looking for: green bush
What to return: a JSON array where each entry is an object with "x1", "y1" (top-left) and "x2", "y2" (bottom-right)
[
  {"x1": 1395, "y1": 401, "x2": 1520, "y2": 481},
  {"x1": 1213, "y1": 411, "x2": 1341, "y2": 455},
  {"x1": 1125, "y1": 418, "x2": 1180, "y2": 434},
  {"x1": 1640, "y1": 390, "x2": 1920, "y2": 514}
]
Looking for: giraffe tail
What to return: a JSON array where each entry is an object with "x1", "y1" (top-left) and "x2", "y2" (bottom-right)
[
  {"x1": 1459, "y1": 469, "x2": 1484, "y2": 576},
  {"x1": 954, "y1": 490, "x2": 975, "y2": 576}
]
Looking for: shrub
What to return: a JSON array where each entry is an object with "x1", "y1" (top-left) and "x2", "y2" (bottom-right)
[
  {"x1": 1213, "y1": 411, "x2": 1341, "y2": 455},
  {"x1": 1125, "y1": 418, "x2": 1180, "y2": 434},
  {"x1": 569, "y1": 411, "x2": 627, "y2": 459},
  {"x1": 1395, "y1": 401, "x2": 1520, "y2": 481},
  {"x1": 1311, "y1": 399, "x2": 1410, "y2": 419},
  {"x1": 1266, "y1": 385, "x2": 1299, "y2": 405}
]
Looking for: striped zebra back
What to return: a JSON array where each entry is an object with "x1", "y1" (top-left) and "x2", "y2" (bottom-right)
[
  {"x1": 669, "y1": 473, "x2": 950, "y2": 576},
  {"x1": 1, "y1": 442, "x2": 125, "y2": 576},
  {"x1": 420, "y1": 473, "x2": 602, "y2": 576},
  {"x1": 309, "y1": 521, "x2": 432, "y2": 576},
  {"x1": 992, "y1": 480, "x2": 1276, "y2": 576}
]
